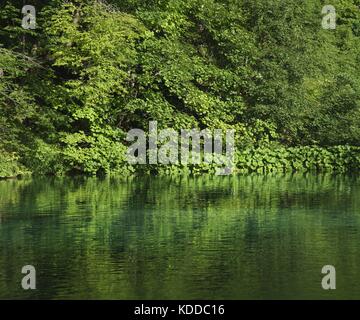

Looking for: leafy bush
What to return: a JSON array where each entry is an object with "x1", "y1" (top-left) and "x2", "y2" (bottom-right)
[
  {"x1": 235, "y1": 146, "x2": 360, "y2": 174},
  {"x1": 0, "y1": 150, "x2": 30, "y2": 178}
]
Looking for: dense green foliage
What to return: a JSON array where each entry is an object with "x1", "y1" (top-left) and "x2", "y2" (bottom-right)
[
  {"x1": 0, "y1": 0, "x2": 359, "y2": 177},
  {"x1": 235, "y1": 145, "x2": 360, "y2": 173}
]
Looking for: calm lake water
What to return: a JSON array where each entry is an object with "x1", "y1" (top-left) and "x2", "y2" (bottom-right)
[{"x1": 0, "y1": 174, "x2": 359, "y2": 299}]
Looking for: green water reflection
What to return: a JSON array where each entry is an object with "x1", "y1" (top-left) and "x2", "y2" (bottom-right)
[{"x1": 0, "y1": 174, "x2": 359, "y2": 299}]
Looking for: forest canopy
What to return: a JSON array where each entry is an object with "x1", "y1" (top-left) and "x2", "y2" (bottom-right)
[{"x1": 0, "y1": 0, "x2": 359, "y2": 177}]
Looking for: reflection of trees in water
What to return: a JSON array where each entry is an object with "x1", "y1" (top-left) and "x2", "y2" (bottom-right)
[{"x1": 0, "y1": 174, "x2": 359, "y2": 299}]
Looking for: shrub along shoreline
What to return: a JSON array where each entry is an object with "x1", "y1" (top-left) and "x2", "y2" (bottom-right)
[
  {"x1": 1, "y1": 145, "x2": 359, "y2": 179},
  {"x1": 235, "y1": 145, "x2": 360, "y2": 174},
  {"x1": 0, "y1": 150, "x2": 31, "y2": 179}
]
